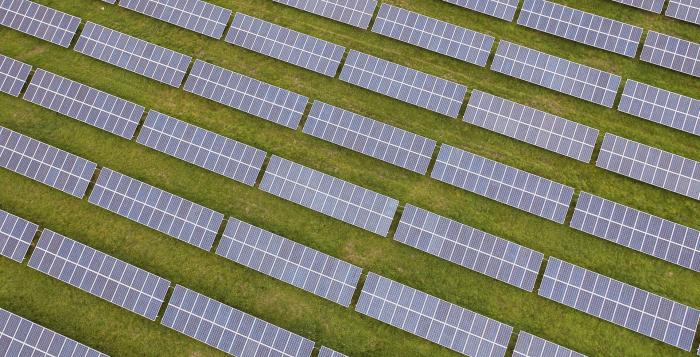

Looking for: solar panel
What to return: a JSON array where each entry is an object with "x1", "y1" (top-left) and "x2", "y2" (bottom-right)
[
  {"x1": 0, "y1": 208, "x2": 38, "y2": 263},
  {"x1": 539, "y1": 257, "x2": 700, "y2": 351},
  {"x1": 0, "y1": 308, "x2": 108, "y2": 357},
  {"x1": 225, "y1": 13, "x2": 345, "y2": 77},
  {"x1": 318, "y1": 346, "x2": 347, "y2": 357},
  {"x1": 0, "y1": 0, "x2": 80, "y2": 47},
  {"x1": 356, "y1": 272, "x2": 513, "y2": 357},
  {"x1": 88, "y1": 168, "x2": 224, "y2": 250},
  {"x1": 27, "y1": 229, "x2": 171, "y2": 320},
  {"x1": 441, "y1": 0, "x2": 519, "y2": 21},
  {"x1": 101, "y1": 0, "x2": 116, "y2": 4},
  {"x1": 491, "y1": 41, "x2": 621, "y2": 107},
  {"x1": 464, "y1": 90, "x2": 599, "y2": 162},
  {"x1": 612, "y1": 0, "x2": 665, "y2": 13},
  {"x1": 640, "y1": 31, "x2": 700, "y2": 78},
  {"x1": 215, "y1": 217, "x2": 362, "y2": 307},
  {"x1": 303, "y1": 101, "x2": 437, "y2": 174},
  {"x1": 23, "y1": 69, "x2": 145, "y2": 139},
  {"x1": 118, "y1": 0, "x2": 232, "y2": 39},
  {"x1": 183, "y1": 59, "x2": 308, "y2": 129},
  {"x1": 666, "y1": 0, "x2": 700, "y2": 25},
  {"x1": 339, "y1": 50, "x2": 467, "y2": 118},
  {"x1": 513, "y1": 331, "x2": 586, "y2": 357},
  {"x1": 618, "y1": 79, "x2": 700, "y2": 137},
  {"x1": 161, "y1": 285, "x2": 315, "y2": 357},
  {"x1": 0, "y1": 126, "x2": 97, "y2": 198},
  {"x1": 395, "y1": 204, "x2": 544, "y2": 291},
  {"x1": 596, "y1": 133, "x2": 700, "y2": 200},
  {"x1": 136, "y1": 110, "x2": 266, "y2": 186},
  {"x1": 571, "y1": 192, "x2": 700, "y2": 271},
  {"x1": 431, "y1": 144, "x2": 574, "y2": 223},
  {"x1": 517, "y1": 0, "x2": 643, "y2": 57},
  {"x1": 74, "y1": 22, "x2": 192, "y2": 87},
  {"x1": 272, "y1": 0, "x2": 377, "y2": 29},
  {"x1": 260, "y1": 155, "x2": 399, "y2": 237},
  {"x1": 371, "y1": 4, "x2": 495, "y2": 67},
  {"x1": 0, "y1": 54, "x2": 31, "y2": 97}
]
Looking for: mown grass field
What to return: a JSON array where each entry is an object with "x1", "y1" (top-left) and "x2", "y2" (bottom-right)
[{"x1": 1, "y1": 0, "x2": 699, "y2": 356}]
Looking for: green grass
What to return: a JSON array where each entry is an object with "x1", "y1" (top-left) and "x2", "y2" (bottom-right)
[{"x1": 0, "y1": 0, "x2": 699, "y2": 356}]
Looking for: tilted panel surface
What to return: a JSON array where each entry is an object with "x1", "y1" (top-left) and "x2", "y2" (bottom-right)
[
  {"x1": 272, "y1": 0, "x2": 377, "y2": 29},
  {"x1": 0, "y1": 0, "x2": 80, "y2": 47},
  {"x1": 640, "y1": 31, "x2": 700, "y2": 78},
  {"x1": 0, "y1": 208, "x2": 38, "y2": 262},
  {"x1": 0, "y1": 53, "x2": 31, "y2": 96},
  {"x1": 118, "y1": 0, "x2": 232, "y2": 39},
  {"x1": 441, "y1": 0, "x2": 520, "y2": 21}
]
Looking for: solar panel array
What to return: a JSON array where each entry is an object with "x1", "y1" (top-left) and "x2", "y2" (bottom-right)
[
  {"x1": 303, "y1": 101, "x2": 437, "y2": 174},
  {"x1": 613, "y1": 0, "x2": 665, "y2": 13},
  {"x1": 665, "y1": 0, "x2": 700, "y2": 25},
  {"x1": 0, "y1": 126, "x2": 97, "y2": 198},
  {"x1": 431, "y1": 144, "x2": 574, "y2": 223},
  {"x1": 88, "y1": 168, "x2": 224, "y2": 250},
  {"x1": 596, "y1": 133, "x2": 700, "y2": 200},
  {"x1": 395, "y1": 204, "x2": 544, "y2": 291},
  {"x1": 442, "y1": 0, "x2": 520, "y2": 22},
  {"x1": 118, "y1": 0, "x2": 232, "y2": 39},
  {"x1": 356, "y1": 272, "x2": 513, "y2": 357},
  {"x1": 464, "y1": 90, "x2": 599, "y2": 162},
  {"x1": 161, "y1": 285, "x2": 315, "y2": 357},
  {"x1": 618, "y1": 80, "x2": 700, "y2": 137},
  {"x1": 513, "y1": 332, "x2": 586, "y2": 357},
  {"x1": 260, "y1": 156, "x2": 399, "y2": 236},
  {"x1": 491, "y1": 41, "x2": 621, "y2": 107},
  {"x1": 0, "y1": 0, "x2": 81, "y2": 47},
  {"x1": 640, "y1": 31, "x2": 700, "y2": 78},
  {"x1": 215, "y1": 218, "x2": 362, "y2": 307},
  {"x1": 371, "y1": 4, "x2": 495, "y2": 67},
  {"x1": 183, "y1": 60, "x2": 309, "y2": 129},
  {"x1": 0, "y1": 54, "x2": 31, "y2": 97},
  {"x1": 339, "y1": 50, "x2": 467, "y2": 118},
  {"x1": 539, "y1": 257, "x2": 700, "y2": 351},
  {"x1": 0, "y1": 208, "x2": 38, "y2": 262},
  {"x1": 272, "y1": 0, "x2": 377, "y2": 29},
  {"x1": 517, "y1": 0, "x2": 643, "y2": 57},
  {"x1": 74, "y1": 22, "x2": 192, "y2": 87},
  {"x1": 0, "y1": 308, "x2": 107, "y2": 357},
  {"x1": 23, "y1": 69, "x2": 145, "y2": 139},
  {"x1": 318, "y1": 346, "x2": 348, "y2": 357},
  {"x1": 136, "y1": 110, "x2": 266, "y2": 186},
  {"x1": 225, "y1": 13, "x2": 345, "y2": 77},
  {"x1": 27, "y1": 229, "x2": 171, "y2": 320},
  {"x1": 571, "y1": 192, "x2": 700, "y2": 272}
]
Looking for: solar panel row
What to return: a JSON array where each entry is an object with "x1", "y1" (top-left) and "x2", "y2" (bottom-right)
[
  {"x1": 441, "y1": 0, "x2": 520, "y2": 22},
  {"x1": 0, "y1": 126, "x2": 97, "y2": 198},
  {"x1": 517, "y1": 0, "x2": 643, "y2": 57},
  {"x1": 136, "y1": 110, "x2": 266, "y2": 186},
  {"x1": 513, "y1": 331, "x2": 586, "y2": 357},
  {"x1": 539, "y1": 257, "x2": 700, "y2": 351},
  {"x1": 596, "y1": 133, "x2": 700, "y2": 200},
  {"x1": 260, "y1": 155, "x2": 399, "y2": 237},
  {"x1": 184, "y1": 59, "x2": 308, "y2": 129},
  {"x1": 215, "y1": 217, "x2": 362, "y2": 307},
  {"x1": 0, "y1": 53, "x2": 31, "y2": 97},
  {"x1": 272, "y1": 0, "x2": 377, "y2": 29},
  {"x1": 431, "y1": 144, "x2": 574, "y2": 223},
  {"x1": 74, "y1": 22, "x2": 193, "y2": 87},
  {"x1": 225, "y1": 13, "x2": 346, "y2": 77},
  {"x1": 118, "y1": 0, "x2": 232, "y2": 39},
  {"x1": 88, "y1": 168, "x2": 225, "y2": 250},
  {"x1": 23, "y1": 69, "x2": 145, "y2": 139},
  {"x1": 464, "y1": 90, "x2": 599, "y2": 162},
  {"x1": 339, "y1": 50, "x2": 467, "y2": 118},
  {"x1": 395, "y1": 204, "x2": 545, "y2": 291},
  {"x1": 571, "y1": 192, "x2": 700, "y2": 272},
  {"x1": 665, "y1": 0, "x2": 700, "y2": 25},
  {"x1": 640, "y1": 31, "x2": 700, "y2": 78},
  {"x1": 618, "y1": 79, "x2": 700, "y2": 137},
  {"x1": 613, "y1": 0, "x2": 665, "y2": 13},
  {"x1": 491, "y1": 41, "x2": 621, "y2": 107},
  {"x1": 27, "y1": 229, "x2": 171, "y2": 320},
  {"x1": 318, "y1": 346, "x2": 347, "y2": 357},
  {"x1": 0, "y1": 308, "x2": 108, "y2": 357},
  {"x1": 0, "y1": 0, "x2": 81, "y2": 47},
  {"x1": 0, "y1": 208, "x2": 38, "y2": 262},
  {"x1": 303, "y1": 101, "x2": 437, "y2": 174},
  {"x1": 356, "y1": 272, "x2": 513, "y2": 357},
  {"x1": 161, "y1": 285, "x2": 315, "y2": 357},
  {"x1": 372, "y1": 4, "x2": 495, "y2": 67}
]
